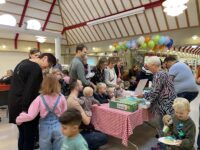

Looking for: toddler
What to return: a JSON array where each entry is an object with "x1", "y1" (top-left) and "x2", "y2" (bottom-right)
[
  {"x1": 162, "y1": 98, "x2": 196, "y2": 150},
  {"x1": 79, "y1": 87, "x2": 100, "y2": 116}
]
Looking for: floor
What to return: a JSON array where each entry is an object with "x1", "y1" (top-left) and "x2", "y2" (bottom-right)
[{"x1": 0, "y1": 91, "x2": 199, "y2": 150}]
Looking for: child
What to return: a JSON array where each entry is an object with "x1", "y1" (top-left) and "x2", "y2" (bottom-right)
[
  {"x1": 107, "y1": 87, "x2": 115, "y2": 101},
  {"x1": 162, "y1": 98, "x2": 196, "y2": 150},
  {"x1": 16, "y1": 74, "x2": 67, "y2": 150},
  {"x1": 79, "y1": 87, "x2": 100, "y2": 117},
  {"x1": 94, "y1": 82, "x2": 110, "y2": 104},
  {"x1": 59, "y1": 108, "x2": 89, "y2": 150}
]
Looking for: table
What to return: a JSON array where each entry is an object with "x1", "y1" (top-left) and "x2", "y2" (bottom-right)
[
  {"x1": 0, "y1": 84, "x2": 10, "y2": 106},
  {"x1": 92, "y1": 103, "x2": 151, "y2": 146}
]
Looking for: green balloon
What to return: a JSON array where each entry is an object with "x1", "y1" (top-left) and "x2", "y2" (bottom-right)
[
  {"x1": 153, "y1": 35, "x2": 160, "y2": 44},
  {"x1": 148, "y1": 40, "x2": 155, "y2": 49},
  {"x1": 141, "y1": 43, "x2": 147, "y2": 49}
]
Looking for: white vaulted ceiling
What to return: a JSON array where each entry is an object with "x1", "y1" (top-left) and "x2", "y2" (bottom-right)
[{"x1": 0, "y1": 0, "x2": 199, "y2": 50}]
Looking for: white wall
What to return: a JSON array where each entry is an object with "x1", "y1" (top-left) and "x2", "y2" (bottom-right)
[{"x1": 0, "y1": 51, "x2": 28, "y2": 76}]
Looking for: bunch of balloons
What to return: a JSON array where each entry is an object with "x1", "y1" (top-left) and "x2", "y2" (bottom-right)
[{"x1": 113, "y1": 35, "x2": 174, "y2": 52}]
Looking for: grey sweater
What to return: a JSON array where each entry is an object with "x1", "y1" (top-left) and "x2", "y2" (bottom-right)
[{"x1": 69, "y1": 57, "x2": 90, "y2": 86}]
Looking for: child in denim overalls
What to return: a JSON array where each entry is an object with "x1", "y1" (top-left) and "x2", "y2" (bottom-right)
[{"x1": 16, "y1": 74, "x2": 67, "y2": 150}]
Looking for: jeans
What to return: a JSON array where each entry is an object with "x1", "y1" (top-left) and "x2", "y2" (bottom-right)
[
  {"x1": 197, "y1": 105, "x2": 200, "y2": 150},
  {"x1": 18, "y1": 117, "x2": 39, "y2": 150},
  {"x1": 39, "y1": 113, "x2": 63, "y2": 150},
  {"x1": 81, "y1": 130, "x2": 108, "y2": 150},
  {"x1": 177, "y1": 91, "x2": 198, "y2": 102}
]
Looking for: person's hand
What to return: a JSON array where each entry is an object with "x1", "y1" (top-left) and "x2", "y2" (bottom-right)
[
  {"x1": 115, "y1": 84, "x2": 120, "y2": 89},
  {"x1": 136, "y1": 94, "x2": 144, "y2": 98},
  {"x1": 176, "y1": 140, "x2": 182, "y2": 146}
]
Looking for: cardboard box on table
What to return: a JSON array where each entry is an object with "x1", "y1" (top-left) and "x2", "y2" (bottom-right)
[{"x1": 109, "y1": 97, "x2": 143, "y2": 112}]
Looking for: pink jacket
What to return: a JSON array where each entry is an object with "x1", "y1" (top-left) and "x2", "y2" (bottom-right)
[{"x1": 16, "y1": 94, "x2": 67, "y2": 125}]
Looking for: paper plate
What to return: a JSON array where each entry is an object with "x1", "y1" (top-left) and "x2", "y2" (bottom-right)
[{"x1": 158, "y1": 137, "x2": 179, "y2": 146}]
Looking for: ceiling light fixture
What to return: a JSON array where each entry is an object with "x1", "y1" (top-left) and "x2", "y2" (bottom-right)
[
  {"x1": 192, "y1": 35, "x2": 198, "y2": 40},
  {"x1": 0, "y1": 0, "x2": 5, "y2": 4},
  {"x1": 0, "y1": 14, "x2": 16, "y2": 26},
  {"x1": 162, "y1": 0, "x2": 189, "y2": 17},
  {"x1": 27, "y1": 19, "x2": 41, "y2": 30},
  {"x1": 36, "y1": 36, "x2": 46, "y2": 43},
  {"x1": 87, "y1": 7, "x2": 144, "y2": 26},
  {"x1": 2, "y1": 45, "x2": 6, "y2": 48},
  {"x1": 192, "y1": 45, "x2": 197, "y2": 48}
]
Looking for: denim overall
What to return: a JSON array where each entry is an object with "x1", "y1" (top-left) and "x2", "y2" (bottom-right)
[{"x1": 39, "y1": 95, "x2": 63, "y2": 150}]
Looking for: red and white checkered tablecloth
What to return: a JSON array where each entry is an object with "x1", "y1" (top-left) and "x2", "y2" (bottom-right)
[{"x1": 91, "y1": 103, "x2": 150, "y2": 146}]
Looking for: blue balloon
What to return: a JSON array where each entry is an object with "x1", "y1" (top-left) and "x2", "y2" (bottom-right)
[
  {"x1": 166, "y1": 39, "x2": 173, "y2": 48},
  {"x1": 126, "y1": 41, "x2": 132, "y2": 49},
  {"x1": 159, "y1": 36, "x2": 166, "y2": 45}
]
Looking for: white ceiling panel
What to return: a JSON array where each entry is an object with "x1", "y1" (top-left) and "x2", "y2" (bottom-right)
[
  {"x1": 104, "y1": 22, "x2": 116, "y2": 39},
  {"x1": 29, "y1": 0, "x2": 51, "y2": 11},
  {"x1": 187, "y1": 0, "x2": 199, "y2": 26},
  {"x1": 26, "y1": 8, "x2": 48, "y2": 20},
  {"x1": 78, "y1": 0, "x2": 94, "y2": 20},
  {"x1": 129, "y1": 15, "x2": 142, "y2": 34},
  {"x1": 109, "y1": 21, "x2": 122, "y2": 38},
  {"x1": 122, "y1": 0, "x2": 132, "y2": 9},
  {"x1": 114, "y1": 0, "x2": 124, "y2": 12},
  {"x1": 98, "y1": 24, "x2": 110, "y2": 40},
  {"x1": 72, "y1": 29, "x2": 84, "y2": 43},
  {"x1": 79, "y1": 27, "x2": 92, "y2": 42},
  {"x1": 98, "y1": 0, "x2": 111, "y2": 16},
  {"x1": 131, "y1": 0, "x2": 141, "y2": 7},
  {"x1": 122, "y1": 18, "x2": 135, "y2": 36},
  {"x1": 0, "y1": 32, "x2": 15, "y2": 39},
  {"x1": 165, "y1": 14, "x2": 177, "y2": 30},
  {"x1": 76, "y1": 28, "x2": 88, "y2": 43},
  {"x1": 0, "y1": 2, "x2": 23, "y2": 14},
  {"x1": 83, "y1": 26, "x2": 96, "y2": 42},
  {"x1": 153, "y1": 7, "x2": 167, "y2": 31},
  {"x1": 87, "y1": 26, "x2": 101, "y2": 41},
  {"x1": 52, "y1": 6, "x2": 60, "y2": 15},
  {"x1": 92, "y1": 0, "x2": 105, "y2": 17},
  {"x1": 72, "y1": 0, "x2": 89, "y2": 21},
  {"x1": 137, "y1": 13, "x2": 150, "y2": 33},
  {"x1": 177, "y1": 12, "x2": 188, "y2": 28},
  {"x1": 84, "y1": 0, "x2": 99, "y2": 19},
  {"x1": 66, "y1": 0, "x2": 84, "y2": 22},
  {"x1": 68, "y1": 30, "x2": 79, "y2": 43},
  {"x1": 105, "y1": 0, "x2": 117, "y2": 14},
  {"x1": 140, "y1": 0, "x2": 150, "y2": 5},
  {"x1": 145, "y1": 9, "x2": 159, "y2": 32},
  {"x1": 7, "y1": 0, "x2": 25, "y2": 5},
  {"x1": 49, "y1": 14, "x2": 62, "y2": 24},
  {"x1": 115, "y1": 20, "x2": 128, "y2": 37},
  {"x1": 46, "y1": 22, "x2": 63, "y2": 32},
  {"x1": 93, "y1": 26, "x2": 105, "y2": 40}
]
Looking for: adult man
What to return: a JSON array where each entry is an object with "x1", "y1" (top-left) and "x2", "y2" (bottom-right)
[
  {"x1": 8, "y1": 53, "x2": 56, "y2": 150},
  {"x1": 69, "y1": 44, "x2": 95, "y2": 89},
  {"x1": 164, "y1": 56, "x2": 198, "y2": 102}
]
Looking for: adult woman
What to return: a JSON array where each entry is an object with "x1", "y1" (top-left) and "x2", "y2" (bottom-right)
[
  {"x1": 91, "y1": 57, "x2": 107, "y2": 84},
  {"x1": 104, "y1": 57, "x2": 118, "y2": 88},
  {"x1": 67, "y1": 79, "x2": 108, "y2": 150},
  {"x1": 137, "y1": 56, "x2": 176, "y2": 124}
]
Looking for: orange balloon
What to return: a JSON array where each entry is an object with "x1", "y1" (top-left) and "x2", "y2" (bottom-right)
[
  {"x1": 145, "y1": 36, "x2": 151, "y2": 43},
  {"x1": 159, "y1": 45, "x2": 165, "y2": 51}
]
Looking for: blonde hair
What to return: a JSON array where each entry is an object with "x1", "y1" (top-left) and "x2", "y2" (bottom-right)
[
  {"x1": 96, "y1": 82, "x2": 107, "y2": 92},
  {"x1": 173, "y1": 98, "x2": 190, "y2": 111},
  {"x1": 52, "y1": 68, "x2": 62, "y2": 75},
  {"x1": 107, "y1": 87, "x2": 114, "y2": 93},
  {"x1": 40, "y1": 74, "x2": 61, "y2": 95},
  {"x1": 83, "y1": 87, "x2": 93, "y2": 96}
]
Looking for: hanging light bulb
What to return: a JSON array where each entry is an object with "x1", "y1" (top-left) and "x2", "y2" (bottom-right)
[{"x1": 36, "y1": 36, "x2": 46, "y2": 43}]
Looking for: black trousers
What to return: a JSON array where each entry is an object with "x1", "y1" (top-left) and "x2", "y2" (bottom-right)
[{"x1": 17, "y1": 117, "x2": 39, "y2": 150}]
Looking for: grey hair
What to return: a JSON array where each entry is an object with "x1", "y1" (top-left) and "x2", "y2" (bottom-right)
[{"x1": 146, "y1": 56, "x2": 161, "y2": 66}]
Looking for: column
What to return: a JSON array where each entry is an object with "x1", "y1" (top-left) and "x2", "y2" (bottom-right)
[{"x1": 55, "y1": 37, "x2": 63, "y2": 63}]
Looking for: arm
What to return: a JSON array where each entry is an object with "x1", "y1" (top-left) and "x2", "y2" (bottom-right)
[
  {"x1": 144, "y1": 73, "x2": 163, "y2": 104},
  {"x1": 179, "y1": 123, "x2": 196, "y2": 149},
  {"x1": 16, "y1": 96, "x2": 40, "y2": 125},
  {"x1": 91, "y1": 97, "x2": 101, "y2": 105},
  {"x1": 77, "y1": 62, "x2": 90, "y2": 86}
]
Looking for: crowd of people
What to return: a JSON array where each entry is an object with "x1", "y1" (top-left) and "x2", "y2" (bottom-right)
[{"x1": 0, "y1": 44, "x2": 199, "y2": 150}]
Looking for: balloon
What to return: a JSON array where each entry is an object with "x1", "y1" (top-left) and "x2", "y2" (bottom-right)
[
  {"x1": 159, "y1": 36, "x2": 165, "y2": 45},
  {"x1": 126, "y1": 41, "x2": 132, "y2": 49},
  {"x1": 116, "y1": 45, "x2": 121, "y2": 51},
  {"x1": 131, "y1": 40, "x2": 137, "y2": 49},
  {"x1": 141, "y1": 43, "x2": 147, "y2": 49},
  {"x1": 137, "y1": 36, "x2": 145, "y2": 45},
  {"x1": 119, "y1": 42, "x2": 123, "y2": 46},
  {"x1": 164, "y1": 36, "x2": 170, "y2": 45},
  {"x1": 153, "y1": 45, "x2": 160, "y2": 52},
  {"x1": 159, "y1": 45, "x2": 165, "y2": 51},
  {"x1": 152, "y1": 35, "x2": 160, "y2": 44},
  {"x1": 145, "y1": 36, "x2": 151, "y2": 43},
  {"x1": 166, "y1": 39, "x2": 174, "y2": 49},
  {"x1": 148, "y1": 40, "x2": 155, "y2": 49},
  {"x1": 113, "y1": 42, "x2": 118, "y2": 48}
]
